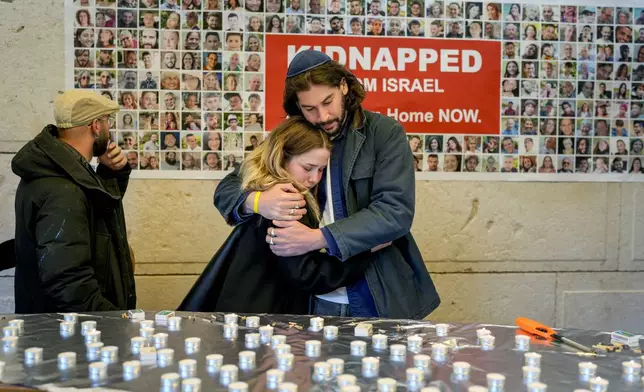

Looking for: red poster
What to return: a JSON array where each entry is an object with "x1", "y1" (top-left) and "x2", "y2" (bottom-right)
[{"x1": 265, "y1": 35, "x2": 501, "y2": 134}]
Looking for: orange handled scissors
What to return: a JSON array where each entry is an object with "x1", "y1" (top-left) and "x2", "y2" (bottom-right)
[{"x1": 516, "y1": 317, "x2": 594, "y2": 353}]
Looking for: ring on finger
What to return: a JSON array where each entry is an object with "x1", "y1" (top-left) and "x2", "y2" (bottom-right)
[
  {"x1": 270, "y1": 228, "x2": 276, "y2": 237},
  {"x1": 270, "y1": 237, "x2": 274, "y2": 245},
  {"x1": 289, "y1": 208, "x2": 295, "y2": 216}
]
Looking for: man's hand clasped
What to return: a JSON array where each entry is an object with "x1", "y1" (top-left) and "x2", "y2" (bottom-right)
[
  {"x1": 267, "y1": 220, "x2": 320, "y2": 257},
  {"x1": 260, "y1": 183, "x2": 394, "y2": 256}
]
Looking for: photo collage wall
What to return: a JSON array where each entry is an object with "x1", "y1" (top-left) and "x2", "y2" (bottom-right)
[{"x1": 67, "y1": 0, "x2": 644, "y2": 179}]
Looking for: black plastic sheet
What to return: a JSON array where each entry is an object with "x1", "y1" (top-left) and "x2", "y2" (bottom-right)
[{"x1": 0, "y1": 311, "x2": 642, "y2": 391}]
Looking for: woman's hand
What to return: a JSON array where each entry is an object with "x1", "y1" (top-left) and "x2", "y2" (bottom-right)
[{"x1": 244, "y1": 183, "x2": 307, "y2": 220}]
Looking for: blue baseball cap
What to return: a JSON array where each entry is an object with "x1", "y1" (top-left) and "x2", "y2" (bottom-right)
[{"x1": 286, "y1": 50, "x2": 332, "y2": 78}]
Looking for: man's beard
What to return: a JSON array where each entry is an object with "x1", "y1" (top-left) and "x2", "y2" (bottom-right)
[
  {"x1": 314, "y1": 97, "x2": 346, "y2": 135},
  {"x1": 93, "y1": 129, "x2": 110, "y2": 157}
]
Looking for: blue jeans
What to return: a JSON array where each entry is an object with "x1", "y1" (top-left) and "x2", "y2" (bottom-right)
[{"x1": 312, "y1": 297, "x2": 352, "y2": 317}]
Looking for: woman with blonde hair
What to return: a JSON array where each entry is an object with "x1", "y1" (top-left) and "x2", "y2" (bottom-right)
[
  {"x1": 119, "y1": 91, "x2": 137, "y2": 109},
  {"x1": 205, "y1": 0, "x2": 220, "y2": 9},
  {"x1": 178, "y1": 116, "x2": 371, "y2": 313}
]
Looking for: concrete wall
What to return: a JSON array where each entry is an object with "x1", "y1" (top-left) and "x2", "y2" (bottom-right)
[{"x1": 1, "y1": 0, "x2": 643, "y2": 333}]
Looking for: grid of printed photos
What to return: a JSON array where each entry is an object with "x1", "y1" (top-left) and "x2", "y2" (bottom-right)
[{"x1": 71, "y1": 0, "x2": 643, "y2": 174}]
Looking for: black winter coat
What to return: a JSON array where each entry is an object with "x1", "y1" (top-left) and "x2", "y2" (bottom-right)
[
  {"x1": 12, "y1": 125, "x2": 136, "y2": 313},
  {"x1": 177, "y1": 211, "x2": 371, "y2": 314}
]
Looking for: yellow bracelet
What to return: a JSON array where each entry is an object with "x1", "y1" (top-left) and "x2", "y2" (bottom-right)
[{"x1": 253, "y1": 191, "x2": 261, "y2": 213}]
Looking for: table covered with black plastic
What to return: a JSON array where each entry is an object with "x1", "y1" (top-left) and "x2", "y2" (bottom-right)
[{"x1": 0, "y1": 311, "x2": 642, "y2": 391}]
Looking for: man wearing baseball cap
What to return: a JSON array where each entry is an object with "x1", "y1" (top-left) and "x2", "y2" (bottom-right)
[
  {"x1": 12, "y1": 90, "x2": 137, "y2": 313},
  {"x1": 214, "y1": 50, "x2": 440, "y2": 319}
]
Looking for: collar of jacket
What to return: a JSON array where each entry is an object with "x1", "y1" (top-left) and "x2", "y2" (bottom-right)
[
  {"x1": 340, "y1": 108, "x2": 371, "y2": 206},
  {"x1": 330, "y1": 107, "x2": 366, "y2": 143},
  {"x1": 35, "y1": 125, "x2": 122, "y2": 201},
  {"x1": 349, "y1": 107, "x2": 366, "y2": 133}
]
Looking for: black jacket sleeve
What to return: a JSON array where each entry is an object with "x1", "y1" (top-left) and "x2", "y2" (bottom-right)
[
  {"x1": 214, "y1": 167, "x2": 253, "y2": 225},
  {"x1": 35, "y1": 184, "x2": 119, "y2": 312},
  {"x1": 96, "y1": 163, "x2": 132, "y2": 197},
  {"x1": 271, "y1": 212, "x2": 371, "y2": 294},
  {"x1": 276, "y1": 250, "x2": 371, "y2": 294}
]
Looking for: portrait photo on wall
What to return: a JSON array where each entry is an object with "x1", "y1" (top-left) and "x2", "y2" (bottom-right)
[{"x1": 67, "y1": 0, "x2": 644, "y2": 179}]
